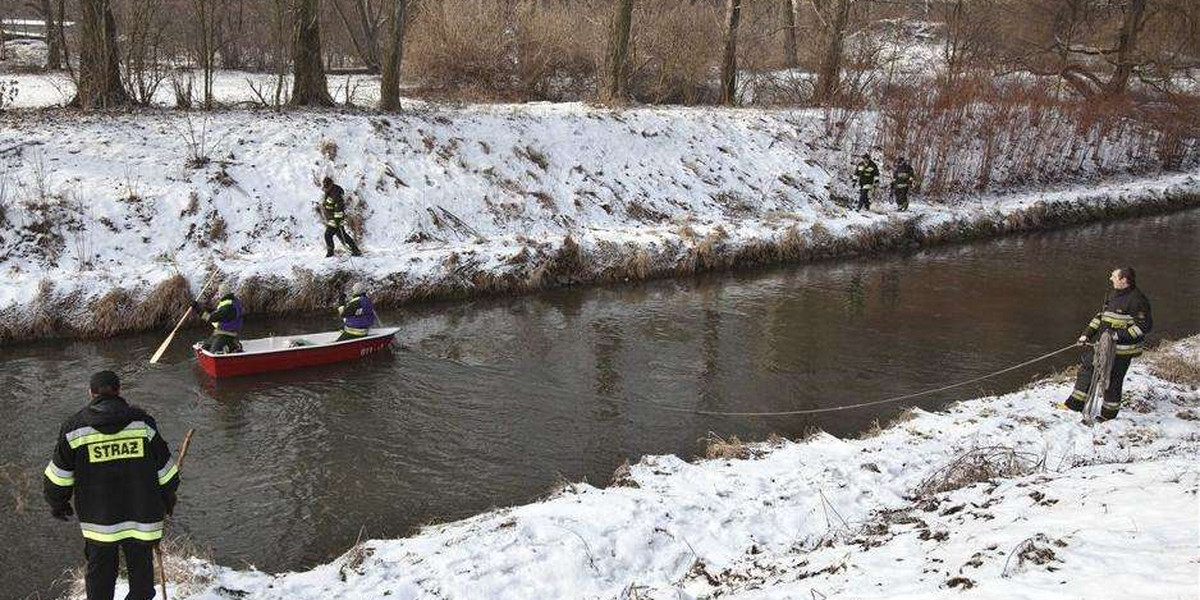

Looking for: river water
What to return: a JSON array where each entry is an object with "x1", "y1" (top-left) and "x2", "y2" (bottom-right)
[{"x1": 3, "y1": 209, "x2": 1198, "y2": 598}]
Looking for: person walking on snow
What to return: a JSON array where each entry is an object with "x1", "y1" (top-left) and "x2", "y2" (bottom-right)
[
  {"x1": 321, "y1": 177, "x2": 363, "y2": 258},
  {"x1": 891, "y1": 157, "x2": 915, "y2": 212},
  {"x1": 336, "y1": 282, "x2": 377, "y2": 341},
  {"x1": 193, "y1": 282, "x2": 244, "y2": 354},
  {"x1": 853, "y1": 153, "x2": 879, "y2": 211},
  {"x1": 43, "y1": 370, "x2": 180, "y2": 600},
  {"x1": 1065, "y1": 267, "x2": 1152, "y2": 421}
]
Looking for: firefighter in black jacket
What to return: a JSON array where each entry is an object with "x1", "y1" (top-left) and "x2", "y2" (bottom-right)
[
  {"x1": 1066, "y1": 267, "x2": 1153, "y2": 421},
  {"x1": 853, "y1": 153, "x2": 879, "y2": 211},
  {"x1": 321, "y1": 177, "x2": 363, "y2": 258},
  {"x1": 44, "y1": 371, "x2": 180, "y2": 600},
  {"x1": 891, "y1": 158, "x2": 915, "y2": 211}
]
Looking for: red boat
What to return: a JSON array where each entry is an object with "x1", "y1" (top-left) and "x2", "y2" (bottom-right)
[{"x1": 193, "y1": 327, "x2": 399, "y2": 378}]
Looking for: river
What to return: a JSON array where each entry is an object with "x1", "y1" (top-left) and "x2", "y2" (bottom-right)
[{"x1": 3, "y1": 209, "x2": 1198, "y2": 598}]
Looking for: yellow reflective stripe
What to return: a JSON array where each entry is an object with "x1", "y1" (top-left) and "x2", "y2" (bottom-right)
[
  {"x1": 1127, "y1": 325, "x2": 1143, "y2": 337},
  {"x1": 81, "y1": 528, "x2": 163, "y2": 543},
  {"x1": 216, "y1": 299, "x2": 233, "y2": 308},
  {"x1": 68, "y1": 427, "x2": 153, "y2": 450},
  {"x1": 1070, "y1": 389, "x2": 1087, "y2": 400},
  {"x1": 343, "y1": 326, "x2": 368, "y2": 336},
  {"x1": 158, "y1": 465, "x2": 179, "y2": 486},
  {"x1": 1087, "y1": 319, "x2": 1101, "y2": 329},
  {"x1": 44, "y1": 462, "x2": 75, "y2": 486},
  {"x1": 213, "y1": 329, "x2": 239, "y2": 337}
]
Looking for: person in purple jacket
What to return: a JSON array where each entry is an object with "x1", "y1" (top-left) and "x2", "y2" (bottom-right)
[
  {"x1": 193, "y1": 282, "x2": 244, "y2": 354},
  {"x1": 337, "y1": 281, "x2": 377, "y2": 341}
]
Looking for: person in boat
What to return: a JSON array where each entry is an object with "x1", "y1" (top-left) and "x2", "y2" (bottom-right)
[
  {"x1": 337, "y1": 282, "x2": 377, "y2": 341},
  {"x1": 1064, "y1": 267, "x2": 1152, "y2": 421},
  {"x1": 192, "y1": 282, "x2": 244, "y2": 354},
  {"x1": 321, "y1": 177, "x2": 363, "y2": 258},
  {"x1": 43, "y1": 370, "x2": 180, "y2": 600}
]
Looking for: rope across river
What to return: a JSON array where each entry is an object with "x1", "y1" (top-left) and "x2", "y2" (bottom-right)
[{"x1": 636, "y1": 344, "x2": 1081, "y2": 417}]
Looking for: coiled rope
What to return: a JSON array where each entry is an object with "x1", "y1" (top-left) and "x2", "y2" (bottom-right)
[{"x1": 638, "y1": 344, "x2": 1081, "y2": 417}]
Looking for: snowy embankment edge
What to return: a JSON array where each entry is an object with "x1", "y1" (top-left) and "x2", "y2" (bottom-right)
[
  {"x1": 88, "y1": 336, "x2": 1200, "y2": 600},
  {"x1": 5, "y1": 171, "x2": 1200, "y2": 345}
]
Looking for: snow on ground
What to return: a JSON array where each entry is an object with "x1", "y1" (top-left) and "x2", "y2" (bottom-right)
[
  {"x1": 94, "y1": 337, "x2": 1200, "y2": 600},
  {"x1": 0, "y1": 102, "x2": 1197, "y2": 340}
]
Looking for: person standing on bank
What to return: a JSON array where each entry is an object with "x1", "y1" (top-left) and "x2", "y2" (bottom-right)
[
  {"x1": 853, "y1": 153, "x2": 879, "y2": 211},
  {"x1": 321, "y1": 177, "x2": 363, "y2": 258},
  {"x1": 891, "y1": 157, "x2": 915, "y2": 212},
  {"x1": 337, "y1": 282, "x2": 377, "y2": 341},
  {"x1": 43, "y1": 371, "x2": 180, "y2": 600},
  {"x1": 1066, "y1": 267, "x2": 1153, "y2": 421}
]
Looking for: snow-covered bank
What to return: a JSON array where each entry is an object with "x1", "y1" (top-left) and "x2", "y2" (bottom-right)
[
  {"x1": 92, "y1": 337, "x2": 1200, "y2": 600},
  {"x1": 1, "y1": 105, "x2": 1198, "y2": 342}
]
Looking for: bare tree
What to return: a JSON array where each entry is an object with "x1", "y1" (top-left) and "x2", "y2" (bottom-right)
[
  {"x1": 781, "y1": 0, "x2": 798, "y2": 69},
  {"x1": 290, "y1": 0, "x2": 334, "y2": 106},
  {"x1": 331, "y1": 0, "x2": 383, "y2": 72},
  {"x1": 38, "y1": 0, "x2": 64, "y2": 70},
  {"x1": 73, "y1": 0, "x2": 130, "y2": 108},
  {"x1": 601, "y1": 0, "x2": 635, "y2": 104},
  {"x1": 720, "y1": 0, "x2": 743, "y2": 105},
  {"x1": 1105, "y1": 0, "x2": 1147, "y2": 96},
  {"x1": 378, "y1": 0, "x2": 406, "y2": 110},
  {"x1": 192, "y1": 0, "x2": 220, "y2": 107},
  {"x1": 815, "y1": 0, "x2": 850, "y2": 104}
]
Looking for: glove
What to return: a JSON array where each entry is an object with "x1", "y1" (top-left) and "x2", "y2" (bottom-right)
[
  {"x1": 51, "y1": 505, "x2": 74, "y2": 521},
  {"x1": 163, "y1": 493, "x2": 177, "y2": 516},
  {"x1": 1076, "y1": 335, "x2": 1088, "y2": 345}
]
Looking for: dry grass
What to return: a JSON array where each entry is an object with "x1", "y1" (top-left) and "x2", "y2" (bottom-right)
[
  {"x1": 62, "y1": 534, "x2": 214, "y2": 599},
  {"x1": 0, "y1": 463, "x2": 35, "y2": 514},
  {"x1": 913, "y1": 446, "x2": 1044, "y2": 498},
  {"x1": 1143, "y1": 339, "x2": 1200, "y2": 387},
  {"x1": 703, "y1": 432, "x2": 754, "y2": 460}
]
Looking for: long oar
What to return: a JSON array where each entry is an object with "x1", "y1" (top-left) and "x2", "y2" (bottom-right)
[
  {"x1": 150, "y1": 272, "x2": 217, "y2": 364},
  {"x1": 156, "y1": 428, "x2": 196, "y2": 600}
]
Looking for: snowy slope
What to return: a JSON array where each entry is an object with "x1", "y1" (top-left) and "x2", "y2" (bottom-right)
[
  {"x1": 89, "y1": 338, "x2": 1200, "y2": 600},
  {"x1": 1, "y1": 105, "x2": 1198, "y2": 342}
]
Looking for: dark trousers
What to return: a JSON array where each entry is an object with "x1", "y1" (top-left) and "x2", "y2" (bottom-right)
[
  {"x1": 856, "y1": 187, "x2": 871, "y2": 210},
  {"x1": 84, "y1": 540, "x2": 156, "y2": 600},
  {"x1": 1067, "y1": 348, "x2": 1133, "y2": 419},
  {"x1": 324, "y1": 224, "x2": 361, "y2": 256},
  {"x1": 336, "y1": 329, "x2": 369, "y2": 342},
  {"x1": 894, "y1": 187, "x2": 909, "y2": 211},
  {"x1": 201, "y1": 333, "x2": 241, "y2": 354}
]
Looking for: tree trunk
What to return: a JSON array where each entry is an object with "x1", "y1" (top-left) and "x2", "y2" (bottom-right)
[
  {"x1": 331, "y1": 0, "x2": 379, "y2": 72},
  {"x1": 1105, "y1": 0, "x2": 1147, "y2": 96},
  {"x1": 720, "y1": 0, "x2": 743, "y2": 106},
  {"x1": 40, "y1": 0, "x2": 63, "y2": 70},
  {"x1": 601, "y1": 0, "x2": 635, "y2": 104},
  {"x1": 378, "y1": 0, "x2": 407, "y2": 111},
  {"x1": 56, "y1": 0, "x2": 71, "y2": 68},
  {"x1": 73, "y1": 0, "x2": 129, "y2": 108},
  {"x1": 355, "y1": 0, "x2": 382, "y2": 71},
  {"x1": 815, "y1": 0, "x2": 850, "y2": 104},
  {"x1": 290, "y1": 0, "x2": 334, "y2": 106},
  {"x1": 781, "y1": 0, "x2": 797, "y2": 69}
]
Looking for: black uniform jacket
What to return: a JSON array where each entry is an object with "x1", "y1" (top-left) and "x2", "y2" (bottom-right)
[{"x1": 44, "y1": 395, "x2": 179, "y2": 543}]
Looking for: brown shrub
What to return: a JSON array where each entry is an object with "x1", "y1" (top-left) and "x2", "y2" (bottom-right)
[
  {"x1": 626, "y1": 2, "x2": 723, "y2": 105},
  {"x1": 1144, "y1": 340, "x2": 1200, "y2": 387},
  {"x1": 406, "y1": 0, "x2": 602, "y2": 101},
  {"x1": 703, "y1": 432, "x2": 753, "y2": 460}
]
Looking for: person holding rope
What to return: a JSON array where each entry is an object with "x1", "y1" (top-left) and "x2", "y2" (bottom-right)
[
  {"x1": 1065, "y1": 267, "x2": 1152, "y2": 421},
  {"x1": 43, "y1": 371, "x2": 180, "y2": 600},
  {"x1": 192, "y1": 282, "x2": 244, "y2": 354}
]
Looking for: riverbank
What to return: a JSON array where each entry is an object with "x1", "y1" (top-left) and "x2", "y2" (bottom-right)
[
  {"x1": 77, "y1": 336, "x2": 1199, "y2": 599},
  {"x1": 1, "y1": 105, "x2": 1198, "y2": 343}
]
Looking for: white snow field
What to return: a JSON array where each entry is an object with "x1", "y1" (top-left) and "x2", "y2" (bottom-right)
[
  {"x1": 91, "y1": 337, "x2": 1200, "y2": 600},
  {"x1": 2, "y1": 104, "x2": 1196, "y2": 341}
]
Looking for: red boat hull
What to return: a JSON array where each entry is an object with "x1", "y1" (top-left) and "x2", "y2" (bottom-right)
[{"x1": 194, "y1": 331, "x2": 396, "y2": 378}]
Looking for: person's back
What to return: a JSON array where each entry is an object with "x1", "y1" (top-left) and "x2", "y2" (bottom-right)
[{"x1": 44, "y1": 371, "x2": 179, "y2": 600}]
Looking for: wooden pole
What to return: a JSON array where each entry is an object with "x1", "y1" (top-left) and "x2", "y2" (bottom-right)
[
  {"x1": 150, "y1": 272, "x2": 217, "y2": 364},
  {"x1": 156, "y1": 428, "x2": 196, "y2": 600}
]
